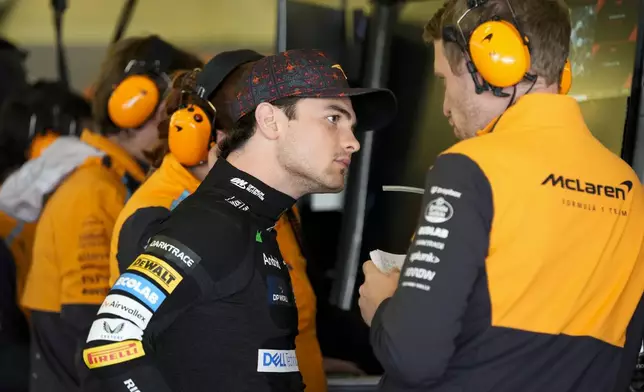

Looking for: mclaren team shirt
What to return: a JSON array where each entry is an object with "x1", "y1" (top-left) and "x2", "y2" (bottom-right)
[
  {"x1": 371, "y1": 93, "x2": 644, "y2": 391},
  {"x1": 79, "y1": 158, "x2": 304, "y2": 392},
  {"x1": 21, "y1": 130, "x2": 146, "y2": 392}
]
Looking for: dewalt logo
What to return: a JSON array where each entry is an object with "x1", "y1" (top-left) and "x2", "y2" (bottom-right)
[
  {"x1": 541, "y1": 174, "x2": 633, "y2": 201},
  {"x1": 127, "y1": 254, "x2": 182, "y2": 294}
]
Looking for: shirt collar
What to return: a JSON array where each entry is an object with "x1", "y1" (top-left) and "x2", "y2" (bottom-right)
[
  {"x1": 81, "y1": 130, "x2": 147, "y2": 183},
  {"x1": 200, "y1": 158, "x2": 295, "y2": 222},
  {"x1": 477, "y1": 93, "x2": 589, "y2": 137},
  {"x1": 160, "y1": 153, "x2": 201, "y2": 194}
]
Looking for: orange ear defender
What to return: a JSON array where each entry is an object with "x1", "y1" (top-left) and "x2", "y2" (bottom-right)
[
  {"x1": 559, "y1": 59, "x2": 572, "y2": 95},
  {"x1": 449, "y1": 0, "x2": 572, "y2": 97},
  {"x1": 168, "y1": 91, "x2": 216, "y2": 166},
  {"x1": 107, "y1": 36, "x2": 173, "y2": 129},
  {"x1": 468, "y1": 19, "x2": 530, "y2": 88},
  {"x1": 167, "y1": 49, "x2": 264, "y2": 167},
  {"x1": 444, "y1": 0, "x2": 531, "y2": 96}
]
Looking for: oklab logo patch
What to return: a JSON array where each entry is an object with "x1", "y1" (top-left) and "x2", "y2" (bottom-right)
[{"x1": 112, "y1": 272, "x2": 166, "y2": 311}]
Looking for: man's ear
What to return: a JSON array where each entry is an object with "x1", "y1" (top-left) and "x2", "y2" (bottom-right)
[
  {"x1": 254, "y1": 102, "x2": 279, "y2": 140},
  {"x1": 214, "y1": 129, "x2": 226, "y2": 144}
]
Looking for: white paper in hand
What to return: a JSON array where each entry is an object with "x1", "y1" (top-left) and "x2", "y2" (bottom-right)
[{"x1": 369, "y1": 249, "x2": 406, "y2": 273}]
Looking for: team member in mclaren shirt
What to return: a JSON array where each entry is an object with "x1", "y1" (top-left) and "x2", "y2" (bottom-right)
[
  {"x1": 359, "y1": 1, "x2": 644, "y2": 391},
  {"x1": 80, "y1": 49, "x2": 397, "y2": 392},
  {"x1": 21, "y1": 35, "x2": 202, "y2": 392}
]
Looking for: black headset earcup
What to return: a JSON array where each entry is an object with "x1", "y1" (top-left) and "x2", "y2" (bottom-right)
[{"x1": 57, "y1": 113, "x2": 79, "y2": 136}]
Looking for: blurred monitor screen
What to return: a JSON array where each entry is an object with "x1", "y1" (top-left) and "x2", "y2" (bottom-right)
[{"x1": 569, "y1": 0, "x2": 639, "y2": 101}]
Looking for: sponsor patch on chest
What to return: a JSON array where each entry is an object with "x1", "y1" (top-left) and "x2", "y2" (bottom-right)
[
  {"x1": 266, "y1": 275, "x2": 292, "y2": 306},
  {"x1": 257, "y1": 349, "x2": 299, "y2": 373}
]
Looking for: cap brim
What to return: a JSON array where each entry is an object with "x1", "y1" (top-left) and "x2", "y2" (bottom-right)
[{"x1": 297, "y1": 87, "x2": 397, "y2": 131}]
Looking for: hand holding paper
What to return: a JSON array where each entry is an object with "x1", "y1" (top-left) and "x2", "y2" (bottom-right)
[{"x1": 369, "y1": 249, "x2": 406, "y2": 273}]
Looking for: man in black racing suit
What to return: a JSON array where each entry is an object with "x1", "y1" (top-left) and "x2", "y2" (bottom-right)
[{"x1": 78, "y1": 48, "x2": 397, "y2": 392}]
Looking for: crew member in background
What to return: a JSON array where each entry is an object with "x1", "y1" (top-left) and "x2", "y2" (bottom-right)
[
  {"x1": 0, "y1": 81, "x2": 92, "y2": 392},
  {"x1": 358, "y1": 1, "x2": 644, "y2": 391},
  {"x1": 0, "y1": 81, "x2": 92, "y2": 310},
  {"x1": 0, "y1": 36, "x2": 31, "y2": 392},
  {"x1": 0, "y1": 37, "x2": 28, "y2": 109},
  {"x1": 80, "y1": 49, "x2": 396, "y2": 392},
  {"x1": 20, "y1": 35, "x2": 202, "y2": 392},
  {"x1": 107, "y1": 49, "x2": 344, "y2": 392}
]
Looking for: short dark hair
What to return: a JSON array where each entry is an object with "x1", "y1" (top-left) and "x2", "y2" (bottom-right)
[
  {"x1": 217, "y1": 97, "x2": 300, "y2": 159},
  {"x1": 92, "y1": 35, "x2": 203, "y2": 136},
  {"x1": 423, "y1": 0, "x2": 571, "y2": 85}
]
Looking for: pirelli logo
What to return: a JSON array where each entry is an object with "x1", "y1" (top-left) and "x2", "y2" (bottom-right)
[
  {"x1": 127, "y1": 254, "x2": 183, "y2": 293},
  {"x1": 83, "y1": 340, "x2": 145, "y2": 369}
]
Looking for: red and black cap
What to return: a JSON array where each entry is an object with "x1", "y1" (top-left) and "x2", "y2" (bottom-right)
[{"x1": 230, "y1": 49, "x2": 397, "y2": 131}]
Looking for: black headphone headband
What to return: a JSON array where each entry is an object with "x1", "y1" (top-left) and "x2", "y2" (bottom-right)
[
  {"x1": 125, "y1": 35, "x2": 175, "y2": 76},
  {"x1": 196, "y1": 49, "x2": 264, "y2": 100},
  {"x1": 467, "y1": 0, "x2": 488, "y2": 8}
]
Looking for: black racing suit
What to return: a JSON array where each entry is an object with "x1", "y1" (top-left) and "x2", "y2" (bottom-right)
[{"x1": 78, "y1": 158, "x2": 304, "y2": 392}]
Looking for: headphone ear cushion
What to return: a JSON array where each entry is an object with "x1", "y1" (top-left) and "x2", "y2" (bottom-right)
[
  {"x1": 168, "y1": 104, "x2": 213, "y2": 167},
  {"x1": 469, "y1": 20, "x2": 530, "y2": 88},
  {"x1": 108, "y1": 74, "x2": 160, "y2": 129},
  {"x1": 559, "y1": 59, "x2": 572, "y2": 95}
]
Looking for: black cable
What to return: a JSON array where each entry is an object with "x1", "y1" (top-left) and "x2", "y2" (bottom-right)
[
  {"x1": 111, "y1": 0, "x2": 138, "y2": 44},
  {"x1": 51, "y1": 0, "x2": 69, "y2": 87}
]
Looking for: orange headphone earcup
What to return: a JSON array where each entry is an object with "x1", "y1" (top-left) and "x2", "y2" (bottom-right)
[
  {"x1": 559, "y1": 59, "x2": 572, "y2": 95},
  {"x1": 469, "y1": 20, "x2": 530, "y2": 88},
  {"x1": 168, "y1": 104, "x2": 213, "y2": 166},
  {"x1": 108, "y1": 74, "x2": 160, "y2": 129}
]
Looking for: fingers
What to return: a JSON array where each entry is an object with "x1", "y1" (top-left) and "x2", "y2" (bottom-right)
[{"x1": 362, "y1": 260, "x2": 376, "y2": 275}]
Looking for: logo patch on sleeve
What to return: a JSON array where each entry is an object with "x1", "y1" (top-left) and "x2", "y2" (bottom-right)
[
  {"x1": 145, "y1": 235, "x2": 201, "y2": 272},
  {"x1": 83, "y1": 340, "x2": 145, "y2": 369},
  {"x1": 97, "y1": 294, "x2": 153, "y2": 330},
  {"x1": 86, "y1": 318, "x2": 143, "y2": 343},
  {"x1": 424, "y1": 197, "x2": 454, "y2": 224},
  {"x1": 112, "y1": 272, "x2": 167, "y2": 311},
  {"x1": 127, "y1": 254, "x2": 183, "y2": 293}
]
